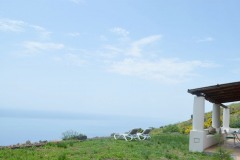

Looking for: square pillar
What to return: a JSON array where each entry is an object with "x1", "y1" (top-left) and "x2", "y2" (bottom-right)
[
  {"x1": 192, "y1": 96, "x2": 205, "y2": 131},
  {"x1": 223, "y1": 108, "x2": 230, "y2": 130},
  {"x1": 212, "y1": 104, "x2": 220, "y2": 129},
  {"x1": 189, "y1": 96, "x2": 205, "y2": 152}
]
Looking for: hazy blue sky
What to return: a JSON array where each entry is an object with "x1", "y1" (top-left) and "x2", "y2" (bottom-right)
[{"x1": 1, "y1": 0, "x2": 240, "y2": 140}]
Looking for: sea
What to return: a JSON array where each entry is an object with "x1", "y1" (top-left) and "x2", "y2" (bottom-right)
[{"x1": 0, "y1": 116, "x2": 164, "y2": 146}]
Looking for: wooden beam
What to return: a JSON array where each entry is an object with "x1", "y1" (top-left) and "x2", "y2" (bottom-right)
[
  {"x1": 220, "y1": 103, "x2": 228, "y2": 108},
  {"x1": 188, "y1": 81, "x2": 240, "y2": 104}
]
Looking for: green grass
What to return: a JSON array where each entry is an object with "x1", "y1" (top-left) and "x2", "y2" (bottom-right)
[{"x1": 0, "y1": 134, "x2": 219, "y2": 160}]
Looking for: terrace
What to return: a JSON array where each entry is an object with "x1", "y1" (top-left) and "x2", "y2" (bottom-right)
[
  {"x1": 188, "y1": 81, "x2": 240, "y2": 152},
  {"x1": 205, "y1": 138, "x2": 240, "y2": 160}
]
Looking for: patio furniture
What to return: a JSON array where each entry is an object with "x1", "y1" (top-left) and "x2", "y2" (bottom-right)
[
  {"x1": 137, "y1": 128, "x2": 152, "y2": 140},
  {"x1": 231, "y1": 130, "x2": 240, "y2": 147},
  {"x1": 224, "y1": 130, "x2": 235, "y2": 141},
  {"x1": 114, "y1": 128, "x2": 140, "y2": 141},
  {"x1": 224, "y1": 130, "x2": 238, "y2": 146}
]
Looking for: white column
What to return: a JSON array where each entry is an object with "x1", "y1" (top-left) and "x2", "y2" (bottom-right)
[
  {"x1": 223, "y1": 108, "x2": 230, "y2": 129},
  {"x1": 189, "y1": 96, "x2": 206, "y2": 152},
  {"x1": 212, "y1": 104, "x2": 220, "y2": 128},
  {"x1": 192, "y1": 96, "x2": 205, "y2": 131}
]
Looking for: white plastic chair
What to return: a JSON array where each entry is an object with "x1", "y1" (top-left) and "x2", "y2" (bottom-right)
[
  {"x1": 224, "y1": 130, "x2": 236, "y2": 145},
  {"x1": 137, "y1": 128, "x2": 152, "y2": 140},
  {"x1": 114, "y1": 128, "x2": 140, "y2": 141}
]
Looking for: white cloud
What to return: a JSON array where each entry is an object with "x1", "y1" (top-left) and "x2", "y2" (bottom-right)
[
  {"x1": 102, "y1": 34, "x2": 162, "y2": 58},
  {"x1": 3, "y1": 18, "x2": 216, "y2": 84},
  {"x1": 197, "y1": 37, "x2": 214, "y2": 43},
  {"x1": 22, "y1": 41, "x2": 65, "y2": 54},
  {"x1": 0, "y1": 18, "x2": 26, "y2": 32},
  {"x1": 100, "y1": 32, "x2": 217, "y2": 83},
  {"x1": 128, "y1": 35, "x2": 161, "y2": 57},
  {"x1": 17, "y1": 32, "x2": 215, "y2": 84},
  {"x1": 53, "y1": 53, "x2": 86, "y2": 66},
  {"x1": 0, "y1": 18, "x2": 51, "y2": 39},
  {"x1": 30, "y1": 25, "x2": 51, "y2": 39},
  {"x1": 67, "y1": 32, "x2": 80, "y2": 37},
  {"x1": 109, "y1": 58, "x2": 215, "y2": 84},
  {"x1": 110, "y1": 27, "x2": 129, "y2": 37},
  {"x1": 102, "y1": 45, "x2": 123, "y2": 58}
]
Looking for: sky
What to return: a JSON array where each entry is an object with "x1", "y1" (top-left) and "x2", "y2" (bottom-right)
[{"x1": 1, "y1": 0, "x2": 240, "y2": 144}]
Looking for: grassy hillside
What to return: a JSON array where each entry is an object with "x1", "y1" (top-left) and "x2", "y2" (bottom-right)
[
  {"x1": 228, "y1": 103, "x2": 240, "y2": 128},
  {"x1": 152, "y1": 103, "x2": 240, "y2": 135},
  {"x1": 0, "y1": 134, "x2": 222, "y2": 160},
  {"x1": 1, "y1": 103, "x2": 239, "y2": 160}
]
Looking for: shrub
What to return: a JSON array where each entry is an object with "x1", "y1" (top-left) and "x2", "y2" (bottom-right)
[
  {"x1": 183, "y1": 125, "x2": 192, "y2": 134},
  {"x1": 162, "y1": 124, "x2": 179, "y2": 133},
  {"x1": 204, "y1": 117, "x2": 212, "y2": 129},
  {"x1": 25, "y1": 140, "x2": 31, "y2": 145},
  {"x1": 62, "y1": 130, "x2": 87, "y2": 141},
  {"x1": 230, "y1": 115, "x2": 240, "y2": 128}
]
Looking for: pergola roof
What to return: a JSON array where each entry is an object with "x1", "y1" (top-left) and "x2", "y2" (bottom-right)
[{"x1": 188, "y1": 81, "x2": 240, "y2": 107}]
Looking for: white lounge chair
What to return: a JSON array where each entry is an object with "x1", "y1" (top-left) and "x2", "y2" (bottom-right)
[
  {"x1": 137, "y1": 128, "x2": 151, "y2": 140},
  {"x1": 224, "y1": 130, "x2": 236, "y2": 145},
  {"x1": 114, "y1": 128, "x2": 140, "y2": 141},
  {"x1": 224, "y1": 129, "x2": 240, "y2": 147}
]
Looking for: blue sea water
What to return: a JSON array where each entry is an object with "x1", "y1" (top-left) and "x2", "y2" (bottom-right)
[{"x1": 0, "y1": 116, "x2": 164, "y2": 146}]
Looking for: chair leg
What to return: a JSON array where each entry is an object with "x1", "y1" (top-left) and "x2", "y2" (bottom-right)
[
  {"x1": 114, "y1": 134, "x2": 119, "y2": 140},
  {"x1": 137, "y1": 135, "x2": 141, "y2": 140},
  {"x1": 122, "y1": 135, "x2": 128, "y2": 141}
]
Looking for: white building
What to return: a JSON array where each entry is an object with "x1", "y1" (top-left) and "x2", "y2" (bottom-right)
[{"x1": 188, "y1": 81, "x2": 240, "y2": 152}]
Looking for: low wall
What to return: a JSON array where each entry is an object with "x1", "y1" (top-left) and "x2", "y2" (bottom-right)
[
  {"x1": 189, "y1": 129, "x2": 219, "y2": 152},
  {"x1": 204, "y1": 134, "x2": 219, "y2": 149}
]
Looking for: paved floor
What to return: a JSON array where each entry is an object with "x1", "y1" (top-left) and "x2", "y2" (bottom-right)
[{"x1": 204, "y1": 139, "x2": 240, "y2": 160}]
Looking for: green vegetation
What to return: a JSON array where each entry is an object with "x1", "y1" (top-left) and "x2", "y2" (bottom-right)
[
  {"x1": 153, "y1": 103, "x2": 240, "y2": 135},
  {"x1": 229, "y1": 103, "x2": 240, "y2": 128},
  {"x1": 0, "y1": 134, "x2": 219, "y2": 160},
  {"x1": 1, "y1": 103, "x2": 240, "y2": 159},
  {"x1": 62, "y1": 130, "x2": 87, "y2": 141}
]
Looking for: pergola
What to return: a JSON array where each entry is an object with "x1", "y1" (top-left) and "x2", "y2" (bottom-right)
[{"x1": 188, "y1": 81, "x2": 240, "y2": 152}]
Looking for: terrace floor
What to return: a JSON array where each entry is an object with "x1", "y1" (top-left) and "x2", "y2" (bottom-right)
[{"x1": 204, "y1": 138, "x2": 240, "y2": 160}]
